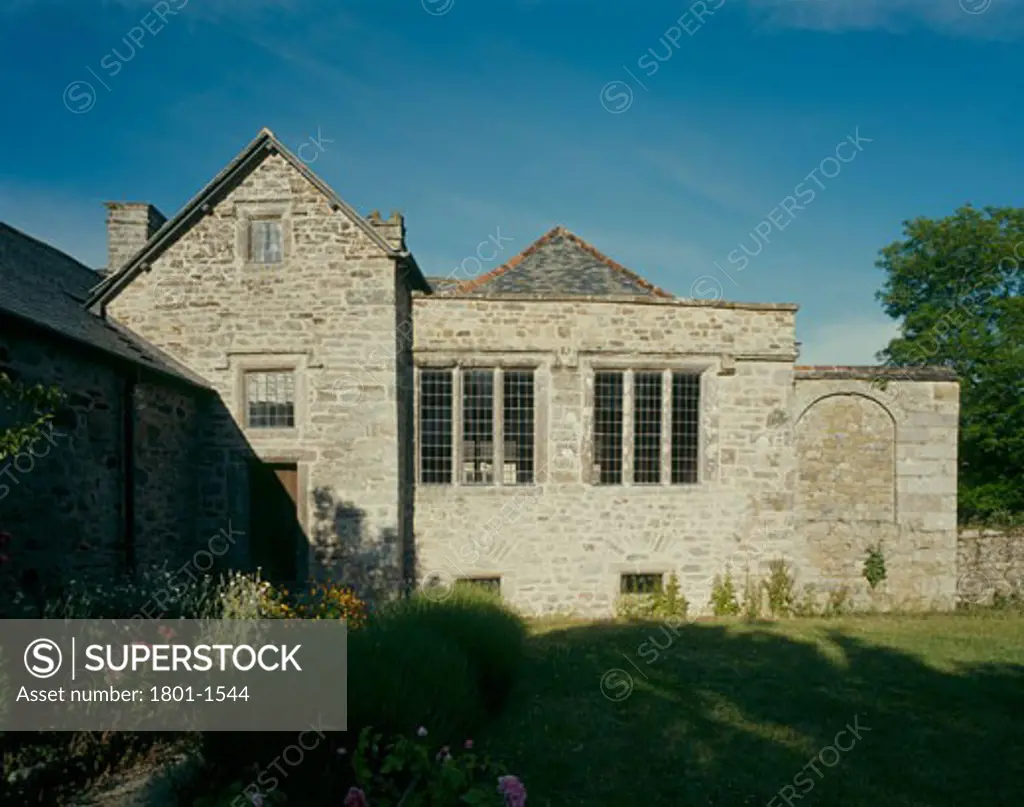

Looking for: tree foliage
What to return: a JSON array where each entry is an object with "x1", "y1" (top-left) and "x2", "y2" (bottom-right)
[
  {"x1": 876, "y1": 205, "x2": 1024, "y2": 523},
  {"x1": 0, "y1": 373, "x2": 65, "y2": 460},
  {"x1": 0, "y1": 372, "x2": 65, "y2": 461}
]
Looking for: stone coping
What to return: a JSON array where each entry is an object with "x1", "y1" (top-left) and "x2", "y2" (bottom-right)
[
  {"x1": 413, "y1": 292, "x2": 799, "y2": 312},
  {"x1": 795, "y1": 365, "x2": 957, "y2": 381}
]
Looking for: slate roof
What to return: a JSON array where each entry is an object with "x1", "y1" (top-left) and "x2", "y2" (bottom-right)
[
  {"x1": 454, "y1": 226, "x2": 672, "y2": 298},
  {"x1": 0, "y1": 223, "x2": 210, "y2": 389}
]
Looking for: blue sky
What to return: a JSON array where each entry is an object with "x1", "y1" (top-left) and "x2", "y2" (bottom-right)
[{"x1": 1, "y1": 0, "x2": 1022, "y2": 364}]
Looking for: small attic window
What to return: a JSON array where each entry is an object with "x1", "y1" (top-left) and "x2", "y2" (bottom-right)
[{"x1": 249, "y1": 219, "x2": 283, "y2": 264}]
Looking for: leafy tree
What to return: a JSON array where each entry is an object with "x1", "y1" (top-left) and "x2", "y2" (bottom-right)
[
  {"x1": 0, "y1": 372, "x2": 65, "y2": 460},
  {"x1": 875, "y1": 205, "x2": 1023, "y2": 523}
]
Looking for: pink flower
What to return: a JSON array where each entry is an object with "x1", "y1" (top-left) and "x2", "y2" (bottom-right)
[
  {"x1": 498, "y1": 775, "x2": 527, "y2": 807},
  {"x1": 344, "y1": 787, "x2": 368, "y2": 807},
  {"x1": 416, "y1": 726, "x2": 428, "y2": 737},
  {"x1": 157, "y1": 625, "x2": 177, "y2": 640},
  {"x1": 464, "y1": 739, "x2": 474, "y2": 750}
]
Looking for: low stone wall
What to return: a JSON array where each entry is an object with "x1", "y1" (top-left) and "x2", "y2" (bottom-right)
[{"x1": 957, "y1": 528, "x2": 1024, "y2": 604}]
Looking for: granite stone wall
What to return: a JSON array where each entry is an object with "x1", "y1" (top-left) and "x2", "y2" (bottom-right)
[
  {"x1": 793, "y1": 370, "x2": 959, "y2": 610},
  {"x1": 93, "y1": 150, "x2": 963, "y2": 614},
  {"x1": 0, "y1": 322, "x2": 205, "y2": 591},
  {"x1": 410, "y1": 298, "x2": 961, "y2": 616},
  {"x1": 105, "y1": 201, "x2": 166, "y2": 275},
  {"x1": 957, "y1": 528, "x2": 1024, "y2": 605},
  {"x1": 0, "y1": 325, "x2": 124, "y2": 586},
  {"x1": 132, "y1": 380, "x2": 203, "y2": 569},
  {"x1": 411, "y1": 294, "x2": 803, "y2": 616},
  {"x1": 106, "y1": 152, "x2": 410, "y2": 596}
]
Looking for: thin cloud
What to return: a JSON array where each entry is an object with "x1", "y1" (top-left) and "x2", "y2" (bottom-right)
[
  {"x1": 0, "y1": 0, "x2": 296, "y2": 19},
  {"x1": 744, "y1": 0, "x2": 1024, "y2": 38},
  {"x1": 635, "y1": 147, "x2": 766, "y2": 219}
]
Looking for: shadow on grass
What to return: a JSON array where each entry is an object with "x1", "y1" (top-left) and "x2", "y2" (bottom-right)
[{"x1": 483, "y1": 618, "x2": 1024, "y2": 806}]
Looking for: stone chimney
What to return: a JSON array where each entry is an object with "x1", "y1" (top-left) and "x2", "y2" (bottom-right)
[
  {"x1": 366, "y1": 209, "x2": 406, "y2": 251},
  {"x1": 104, "y1": 202, "x2": 167, "y2": 275}
]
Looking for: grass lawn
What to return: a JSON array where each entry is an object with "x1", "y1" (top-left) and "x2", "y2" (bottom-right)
[{"x1": 483, "y1": 613, "x2": 1024, "y2": 806}]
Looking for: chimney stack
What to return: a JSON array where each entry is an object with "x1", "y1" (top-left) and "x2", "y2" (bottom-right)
[
  {"x1": 367, "y1": 209, "x2": 406, "y2": 251},
  {"x1": 104, "y1": 202, "x2": 167, "y2": 275}
]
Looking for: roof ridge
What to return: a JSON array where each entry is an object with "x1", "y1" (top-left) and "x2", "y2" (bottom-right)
[
  {"x1": 456, "y1": 225, "x2": 563, "y2": 294},
  {"x1": 558, "y1": 228, "x2": 672, "y2": 298},
  {"x1": 455, "y1": 225, "x2": 672, "y2": 298}
]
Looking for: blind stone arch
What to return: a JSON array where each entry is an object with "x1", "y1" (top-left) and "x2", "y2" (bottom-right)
[{"x1": 796, "y1": 393, "x2": 896, "y2": 522}]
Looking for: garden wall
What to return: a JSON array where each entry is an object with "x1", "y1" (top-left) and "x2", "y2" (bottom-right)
[
  {"x1": 957, "y1": 527, "x2": 1024, "y2": 605},
  {"x1": 793, "y1": 369, "x2": 959, "y2": 611}
]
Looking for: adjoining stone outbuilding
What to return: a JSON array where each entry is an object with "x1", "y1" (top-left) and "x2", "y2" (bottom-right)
[
  {"x1": 2, "y1": 129, "x2": 960, "y2": 614},
  {"x1": 0, "y1": 222, "x2": 214, "y2": 598}
]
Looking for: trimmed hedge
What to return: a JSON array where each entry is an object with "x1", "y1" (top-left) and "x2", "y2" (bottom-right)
[
  {"x1": 196, "y1": 589, "x2": 527, "y2": 800},
  {"x1": 348, "y1": 617, "x2": 483, "y2": 741},
  {"x1": 373, "y1": 588, "x2": 526, "y2": 716}
]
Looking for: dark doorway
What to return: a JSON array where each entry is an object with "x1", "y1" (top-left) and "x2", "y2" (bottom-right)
[{"x1": 248, "y1": 461, "x2": 300, "y2": 583}]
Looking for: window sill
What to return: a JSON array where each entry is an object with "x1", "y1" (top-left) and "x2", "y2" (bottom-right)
[
  {"x1": 417, "y1": 481, "x2": 539, "y2": 489},
  {"x1": 245, "y1": 427, "x2": 299, "y2": 437},
  {"x1": 584, "y1": 482, "x2": 708, "y2": 491}
]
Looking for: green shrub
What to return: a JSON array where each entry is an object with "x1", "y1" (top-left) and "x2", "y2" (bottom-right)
[
  {"x1": 197, "y1": 590, "x2": 527, "y2": 798},
  {"x1": 824, "y1": 585, "x2": 852, "y2": 617},
  {"x1": 762, "y1": 559, "x2": 796, "y2": 617},
  {"x1": 992, "y1": 586, "x2": 1024, "y2": 611},
  {"x1": 347, "y1": 727, "x2": 518, "y2": 806},
  {"x1": 792, "y1": 584, "x2": 820, "y2": 617},
  {"x1": 349, "y1": 620, "x2": 482, "y2": 739},
  {"x1": 863, "y1": 544, "x2": 887, "y2": 590},
  {"x1": 615, "y1": 573, "x2": 689, "y2": 621},
  {"x1": 657, "y1": 573, "x2": 688, "y2": 619},
  {"x1": 709, "y1": 571, "x2": 740, "y2": 616},
  {"x1": 6, "y1": 563, "x2": 224, "y2": 621},
  {"x1": 290, "y1": 581, "x2": 369, "y2": 626},
  {"x1": 741, "y1": 570, "x2": 762, "y2": 620},
  {"x1": 614, "y1": 594, "x2": 657, "y2": 620},
  {"x1": 369, "y1": 588, "x2": 526, "y2": 718},
  {"x1": 198, "y1": 626, "x2": 491, "y2": 801},
  {"x1": 215, "y1": 569, "x2": 277, "y2": 619}
]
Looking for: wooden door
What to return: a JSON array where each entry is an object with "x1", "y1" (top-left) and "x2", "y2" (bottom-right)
[{"x1": 248, "y1": 461, "x2": 299, "y2": 583}]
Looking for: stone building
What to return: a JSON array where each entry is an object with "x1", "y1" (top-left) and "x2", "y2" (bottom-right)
[
  {"x1": 0, "y1": 222, "x2": 212, "y2": 598},
  {"x1": 1, "y1": 129, "x2": 960, "y2": 614}
]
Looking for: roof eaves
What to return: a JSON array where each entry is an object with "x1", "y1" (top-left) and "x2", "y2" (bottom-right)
[
  {"x1": 2, "y1": 309, "x2": 213, "y2": 392},
  {"x1": 399, "y1": 252, "x2": 432, "y2": 294}
]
